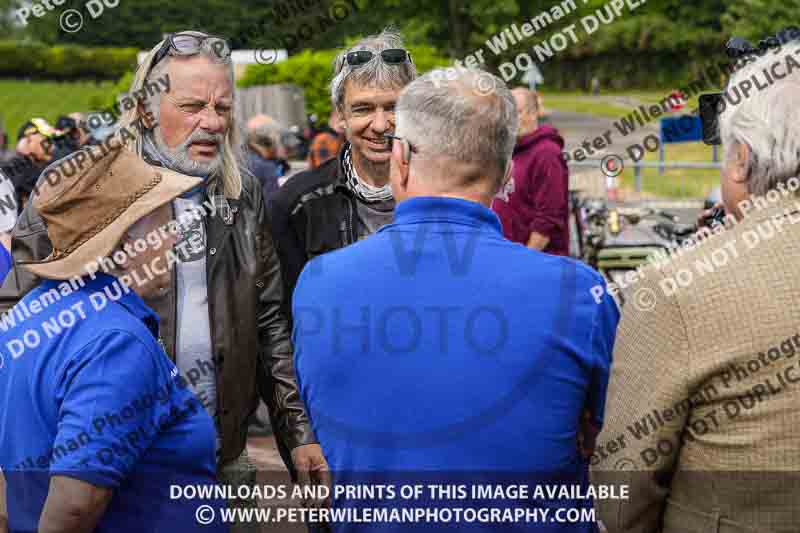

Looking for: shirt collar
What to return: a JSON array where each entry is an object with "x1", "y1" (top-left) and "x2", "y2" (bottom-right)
[
  {"x1": 45, "y1": 273, "x2": 160, "y2": 338},
  {"x1": 383, "y1": 196, "x2": 503, "y2": 235}
]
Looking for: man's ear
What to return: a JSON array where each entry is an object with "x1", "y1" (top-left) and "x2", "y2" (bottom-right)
[
  {"x1": 137, "y1": 100, "x2": 157, "y2": 130},
  {"x1": 732, "y1": 142, "x2": 751, "y2": 184},
  {"x1": 40, "y1": 136, "x2": 53, "y2": 156},
  {"x1": 335, "y1": 106, "x2": 348, "y2": 136},
  {"x1": 501, "y1": 160, "x2": 513, "y2": 187},
  {"x1": 491, "y1": 160, "x2": 513, "y2": 197},
  {"x1": 391, "y1": 138, "x2": 410, "y2": 187}
]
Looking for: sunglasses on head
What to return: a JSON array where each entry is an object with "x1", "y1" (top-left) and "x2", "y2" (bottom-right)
[
  {"x1": 345, "y1": 48, "x2": 412, "y2": 68},
  {"x1": 151, "y1": 32, "x2": 232, "y2": 69}
]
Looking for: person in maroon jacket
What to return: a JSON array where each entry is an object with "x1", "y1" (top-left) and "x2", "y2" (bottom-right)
[{"x1": 492, "y1": 88, "x2": 569, "y2": 255}]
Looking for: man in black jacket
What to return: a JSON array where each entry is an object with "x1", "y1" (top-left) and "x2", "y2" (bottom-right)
[
  {"x1": 269, "y1": 27, "x2": 416, "y2": 316},
  {"x1": 1, "y1": 119, "x2": 60, "y2": 211}
]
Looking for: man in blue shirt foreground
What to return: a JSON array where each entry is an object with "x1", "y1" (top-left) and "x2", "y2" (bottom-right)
[
  {"x1": 293, "y1": 68, "x2": 619, "y2": 531},
  {"x1": 0, "y1": 145, "x2": 226, "y2": 533}
]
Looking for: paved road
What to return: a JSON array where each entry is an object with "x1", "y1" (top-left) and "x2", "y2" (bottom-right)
[
  {"x1": 547, "y1": 109, "x2": 703, "y2": 225},
  {"x1": 548, "y1": 108, "x2": 659, "y2": 161},
  {"x1": 246, "y1": 435, "x2": 307, "y2": 532}
]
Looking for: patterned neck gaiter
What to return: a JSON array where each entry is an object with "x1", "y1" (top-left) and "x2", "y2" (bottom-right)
[{"x1": 343, "y1": 144, "x2": 394, "y2": 203}]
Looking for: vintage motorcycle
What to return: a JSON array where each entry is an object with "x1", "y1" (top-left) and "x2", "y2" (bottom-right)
[{"x1": 569, "y1": 191, "x2": 696, "y2": 305}]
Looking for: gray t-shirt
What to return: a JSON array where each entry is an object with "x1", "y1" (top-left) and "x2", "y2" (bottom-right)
[
  {"x1": 355, "y1": 197, "x2": 395, "y2": 240},
  {"x1": 0, "y1": 172, "x2": 17, "y2": 232},
  {"x1": 173, "y1": 195, "x2": 218, "y2": 450}
]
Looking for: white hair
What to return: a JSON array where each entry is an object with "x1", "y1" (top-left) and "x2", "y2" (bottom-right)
[
  {"x1": 330, "y1": 27, "x2": 416, "y2": 111},
  {"x1": 395, "y1": 68, "x2": 518, "y2": 187},
  {"x1": 719, "y1": 41, "x2": 800, "y2": 196},
  {"x1": 118, "y1": 34, "x2": 243, "y2": 199}
]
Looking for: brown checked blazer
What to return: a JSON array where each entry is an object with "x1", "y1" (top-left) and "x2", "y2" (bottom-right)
[{"x1": 592, "y1": 195, "x2": 800, "y2": 533}]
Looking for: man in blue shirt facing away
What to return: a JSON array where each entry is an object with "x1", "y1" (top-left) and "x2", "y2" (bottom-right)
[{"x1": 293, "y1": 68, "x2": 619, "y2": 532}]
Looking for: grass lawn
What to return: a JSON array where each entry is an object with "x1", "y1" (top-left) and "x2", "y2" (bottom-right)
[
  {"x1": 542, "y1": 90, "x2": 705, "y2": 119},
  {"x1": 0, "y1": 79, "x2": 115, "y2": 146},
  {"x1": 628, "y1": 90, "x2": 703, "y2": 113},
  {"x1": 542, "y1": 95, "x2": 631, "y2": 118},
  {"x1": 619, "y1": 140, "x2": 722, "y2": 199}
]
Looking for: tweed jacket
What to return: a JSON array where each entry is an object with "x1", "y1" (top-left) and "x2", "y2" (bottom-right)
[{"x1": 592, "y1": 195, "x2": 800, "y2": 533}]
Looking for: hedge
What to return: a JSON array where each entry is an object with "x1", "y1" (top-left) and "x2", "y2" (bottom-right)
[
  {"x1": 238, "y1": 46, "x2": 451, "y2": 118},
  {"x1": 0, "y1": 41, "x2": 139, "y2": 80},
  {"x1": 536, "y1": 51, "x2": 732, "y2": 92}
]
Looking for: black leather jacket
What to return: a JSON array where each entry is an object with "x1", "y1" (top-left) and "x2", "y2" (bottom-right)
[
  {"x1": 0, "y1": 163, "x2": 315, "y2": 467},
  {"x1": 269, "y1": 145, "x2": 359, "y2": 319}
]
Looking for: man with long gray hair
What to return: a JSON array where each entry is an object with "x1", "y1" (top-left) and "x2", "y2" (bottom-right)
[
  {"x1": 292, "y1": 68, "x2": 619, "y2": 531},
  {"x1": 1, "y1": 31, "x2": 327, "y2": 532},
  {"x1": 593, "y1": 39, "x2": 800, "y2": 532},
  {"x1": 269, "y1": 27, "x2": 416, "y2": 319}
]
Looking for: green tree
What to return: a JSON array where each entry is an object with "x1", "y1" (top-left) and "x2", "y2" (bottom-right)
[
  {"x1": 23, "y1": 0, "x2": 265, "y2": 48},
  {"x1": 1, "y1": 0, "x2": 31, "y2": 39},
  {"x1": 722, "y1": 0, "x2": 800, "y2": 42}
]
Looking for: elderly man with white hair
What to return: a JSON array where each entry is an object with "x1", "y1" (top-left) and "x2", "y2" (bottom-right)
[
  {"x1": 293, "y1": 67, "x2": 619, "y2": 532},
  {"x1": 593, "y1": 41, "x2": 800, "y2": 532}
]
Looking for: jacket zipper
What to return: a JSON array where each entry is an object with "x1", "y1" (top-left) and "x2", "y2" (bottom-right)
[
  {"x1": 170, "y1": 201, "x2": 178, "y2": 361},
  {"x1": 346, "y1": 196, "x2": 355, "y2": 243},
  {"x1": 204, "y1": 192, "x2": 229, "y2": 462}
]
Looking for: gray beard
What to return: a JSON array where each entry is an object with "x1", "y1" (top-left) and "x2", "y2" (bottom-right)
[{"x1": 149, "y1": 127, "x2": 224, "y2": 178}]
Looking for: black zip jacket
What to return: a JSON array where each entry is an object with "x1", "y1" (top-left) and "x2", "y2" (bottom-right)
[{"x1": 268, "y1": 145, "x2": 359, "y2": 320}]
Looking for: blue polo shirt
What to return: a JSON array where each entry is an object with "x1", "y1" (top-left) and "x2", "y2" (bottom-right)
[
  {"x1": 294, "y1": 197, "x2": 619, "y2": 532},
  {"x1": 0, "y1": 273, "x2": 226, "y2": 533},
  {"x1": 0, "y1": 245, "x2": 10, "y2": 285}
]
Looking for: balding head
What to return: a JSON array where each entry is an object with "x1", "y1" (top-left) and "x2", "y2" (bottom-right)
[
  {"x1": 512, "y1": 87, "x2": 538, "y2": 137},
  {"x1": 512, "y1": 88, "x2": 536, "y2": 113},
  {"x1": 390, "y1": 68, "x2": 518, "y2": 206}
]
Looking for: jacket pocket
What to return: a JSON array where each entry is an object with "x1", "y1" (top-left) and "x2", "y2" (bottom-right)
[{"x1": 303, "y1": 197, "x2": 347, "y2": 258}]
